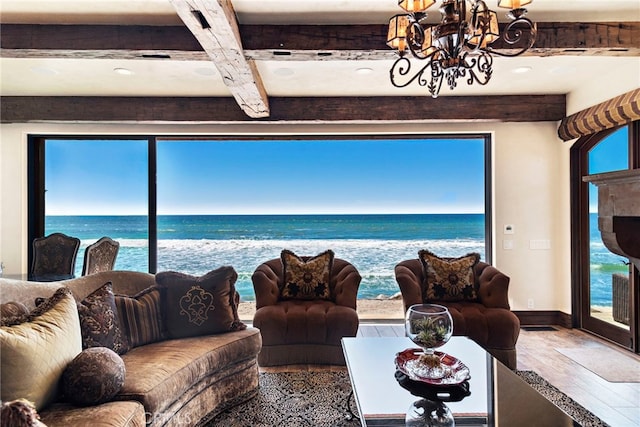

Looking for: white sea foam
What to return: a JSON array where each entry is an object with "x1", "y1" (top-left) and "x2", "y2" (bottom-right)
[{"x1": 113, "y1": 237, "x2": 484, "y2": 300}]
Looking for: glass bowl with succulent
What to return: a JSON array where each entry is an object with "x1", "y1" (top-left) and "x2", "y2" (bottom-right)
[{"x1": 405, "y1": 304, "x2": 454, "y2": 379}]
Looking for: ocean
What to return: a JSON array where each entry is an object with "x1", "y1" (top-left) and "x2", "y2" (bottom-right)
[{"x1": 45, "y1": 214, "x2": 625, "y2": 305}]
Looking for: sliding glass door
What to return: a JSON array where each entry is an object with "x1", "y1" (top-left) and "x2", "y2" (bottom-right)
[
  {"x1": 573, "y1": 123, "x2": 639, "y2": 351},
  {"x1": 35, "y1": 138, "x2": 150, "y2": 276},
  {"x1": 155, "y1": 137, "x2": 489, "y2": 303},
  {"x1": 30, "y1": 134, "x2": 490, "y2": 309}
]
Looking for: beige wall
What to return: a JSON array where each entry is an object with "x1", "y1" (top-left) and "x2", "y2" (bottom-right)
[
  {"x1": 0, "y1": 120, "x2": 571, "y2": 312},
  {"x1": 566, "y1": 57, "x2": 640, "y2": 115}
]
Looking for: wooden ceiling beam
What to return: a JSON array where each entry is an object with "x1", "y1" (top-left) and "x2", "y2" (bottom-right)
[
  {"x1": 0, "y1": 95, "x2": 565, "y2": 123},
  {"x1": 1, "y1": 22, "x2": 638, "y2": 61},
  {"x1": 168, "y1": 0, "x2": 269, "y2": 118}
]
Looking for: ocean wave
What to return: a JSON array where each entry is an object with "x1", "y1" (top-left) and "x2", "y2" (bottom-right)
[{"x1": 110, "y1": 237, "x2": 485, "y2": 301}]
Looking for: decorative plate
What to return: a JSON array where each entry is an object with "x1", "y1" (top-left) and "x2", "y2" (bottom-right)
[{"x1": 395, "y1": 348, "x2": 471, "y2": 386}]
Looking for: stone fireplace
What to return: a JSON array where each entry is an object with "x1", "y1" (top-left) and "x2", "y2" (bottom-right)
[{"x1": 584, "y1": 169, "x2": 640, "y2": 271}]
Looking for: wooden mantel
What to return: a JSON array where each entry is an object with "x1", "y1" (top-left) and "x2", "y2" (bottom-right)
[{"x1": 583, "y1": 169, "x2": 640, "y2": 270}]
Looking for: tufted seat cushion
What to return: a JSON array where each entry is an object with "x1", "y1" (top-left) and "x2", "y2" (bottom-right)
[
  {"x1": 439, "y1": 302, "x2": 520, "y2": 353},
  {"x1": 254, "y1": 300, "x2": 359, "y2": 346}
]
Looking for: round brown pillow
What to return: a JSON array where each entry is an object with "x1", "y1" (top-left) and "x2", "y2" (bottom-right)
[
  {"x1": 61, "y1": 347, "x2": 126, "y2": 406},
  {"x1": 0, "y1": 301, "x2": 30, "y2": 326}
]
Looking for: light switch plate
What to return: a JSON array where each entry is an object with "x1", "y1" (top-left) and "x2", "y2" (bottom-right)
[{"x1": 530, "y1": 239, "x2": 551, "y2": 250}]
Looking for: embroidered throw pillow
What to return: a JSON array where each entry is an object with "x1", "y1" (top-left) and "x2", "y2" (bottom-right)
[
  {"x1": 419, "y1": 249, "x2": 480, "y2": 302},
  {"x1": 115, "y1": 286, "x2": 164, "y2": 348},
  {"x1": 61, "y1": 347, "x2": 126, "y2": 406},
  {"x1": 77, "y1": 282, "x2": 129, "y2": 355},
  {"x1": 280, "y1": 249, "x2": 334, "y2": 300},
  {"x1": 156, "y1": 266, "x2": 246, "y2": 339}
]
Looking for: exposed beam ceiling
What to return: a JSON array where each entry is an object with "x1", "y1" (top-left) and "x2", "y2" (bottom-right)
[
  {"x1": 1, "y1": 20, "x2": 636, "y2": 122},
  {"x1": 2, "y1": 22, "x2": 638, "y2": 61},
  {"x1": 0, "y1": 95, "x2": 566, "y2": 123},
  {"x1": 168, "y1": 0, "x2": 268, "y2": 118}
]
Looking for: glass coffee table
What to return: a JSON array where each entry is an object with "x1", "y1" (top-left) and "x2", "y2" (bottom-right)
[{"x1": 342, "y1": 336, "x2": 577, "y2": 426}]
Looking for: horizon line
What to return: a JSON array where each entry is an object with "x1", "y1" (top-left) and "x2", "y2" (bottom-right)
[{"x1": 45, "y1": 212, "x2": 486, "y2": 217}]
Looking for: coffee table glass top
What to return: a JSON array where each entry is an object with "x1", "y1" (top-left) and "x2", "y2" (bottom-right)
[{"x1": 342, "y1": 336, "x2": 577, "y2": 427}]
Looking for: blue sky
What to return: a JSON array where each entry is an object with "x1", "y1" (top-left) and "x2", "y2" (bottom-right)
[
  {"x1": 588, "y1": 126, "x2": 629, "y2": 211},
  {"x1": 45, "y1": 131, "x2": 627, "y2": 216},
  {"x1": 45, "y1": 137, "x2": 486, "y2": 215}
]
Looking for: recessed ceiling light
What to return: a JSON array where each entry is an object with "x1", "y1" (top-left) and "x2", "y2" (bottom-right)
[
  {"x1": 273, "y1": 68, "x2": 294, "y2": 76},
  {"x1": 113, "y1": 68, "x2": 134, "y2": 75},
  {"x1": 356, "y1": 67, "x2": 374, "y2": 75},
  {"x1": 30, "y1": 66, "x2": 59, "y2": 75},
  {"x1": 512, "y1": 66, "x2": 532, "y2": 74}
]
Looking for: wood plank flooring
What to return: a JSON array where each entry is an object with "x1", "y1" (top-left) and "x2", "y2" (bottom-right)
[{"x1": 261, "y1": 323, "x2": 640, "y2": 427}]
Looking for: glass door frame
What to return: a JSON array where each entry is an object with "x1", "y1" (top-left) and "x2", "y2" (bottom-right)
[{"x1": 570, "y1": 122, "x2": 639, "y2": 351}]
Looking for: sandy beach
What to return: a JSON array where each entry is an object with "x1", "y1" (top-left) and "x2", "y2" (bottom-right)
[{"x1": 238, "y1": 297, "x2": 406, "y2": 322}]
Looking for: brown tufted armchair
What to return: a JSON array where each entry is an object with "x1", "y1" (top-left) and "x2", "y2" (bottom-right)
[
  {"x1": 395, "y1": 258, "x2": 520, "y2": 369},
  {"x1": 252, "y1": 256, "x2": 361, "y2": 366}
]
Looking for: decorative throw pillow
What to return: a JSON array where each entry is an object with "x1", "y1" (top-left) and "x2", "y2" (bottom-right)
[
  {"x1": 61, "y1": 347, "x2": 126, "y2": 406},
  {"x1": 77, "y1": 282, "x2": 129, "y2": 355},
  {"x1": 0, "y1": 301, "x2": 30, "y2": 327},
  {"x1": 0, "y1": 399, "x2": 46, "y2": 427},
  {"x1": 156, "y1": 266, "x2": 246, "y2": 339},
  {"x1": 280, "y1": 249, "x2": 334, "y2": 300},
  {"x1": 115, "y1": 286, "x2": 164, "y2": 348},
  {"x1": 419, "y1": 249, "x2": 480, "y2": 302},
  {"x1": 0, "y1": 287, "x2": 83, "y2": 411}
]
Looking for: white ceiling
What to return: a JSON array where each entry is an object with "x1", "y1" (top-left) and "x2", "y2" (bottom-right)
[{"x1": 1, "y1": 0, "x2": 639, "y2": 99}]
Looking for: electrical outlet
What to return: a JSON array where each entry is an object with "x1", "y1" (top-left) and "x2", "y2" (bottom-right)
[{"x1": 527, "y1": 298, "x2": 534, "y2": 309}]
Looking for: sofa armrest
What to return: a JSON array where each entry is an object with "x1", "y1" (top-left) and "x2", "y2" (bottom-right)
[
  {"x1": 332, "y1": 260, "x2": 361, "y2": 310},
  {"x1": 252, "y1": 262, "x2": 281, "y2": 309},
  {"x1": 394, "y1": 260, "x2": 424, "y2": 312},
  {"x1": 476, "y1": 263, "x2": 511, "y2": 309}
]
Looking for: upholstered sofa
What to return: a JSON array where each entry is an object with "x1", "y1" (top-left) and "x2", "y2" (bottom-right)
[
  {"x1": 395, "y1": 251, "x2": 520, "y2": 369},
  {"x1": 0, "y1": 269, "x2": 262, "y2": 427}
]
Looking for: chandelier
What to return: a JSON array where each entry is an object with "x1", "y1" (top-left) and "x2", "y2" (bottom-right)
[{"x1": 387, "y1": 0, "x2": 537, "y2": 97}]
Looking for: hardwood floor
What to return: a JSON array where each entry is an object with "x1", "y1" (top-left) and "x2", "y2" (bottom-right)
[{"x1": 261, "y1": 323, "x2": 640, "y2": 427}]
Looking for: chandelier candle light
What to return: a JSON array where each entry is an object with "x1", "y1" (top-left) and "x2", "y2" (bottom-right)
[{"x1": 387, "y1": 0, "x2": 537, "y2": 97}]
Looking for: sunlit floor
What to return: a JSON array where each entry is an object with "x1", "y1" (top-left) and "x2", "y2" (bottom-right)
[{"x1": 591, "y1": 305, "x2": 631, "y2": 329}]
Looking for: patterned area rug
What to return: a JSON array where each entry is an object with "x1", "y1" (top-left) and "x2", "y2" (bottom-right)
[
  {"x1": 207, "y1": 370, "x2": 608, "y2": 427},
  {"x1": 208, "y1": 371, "x2": 359, "y2": 427}
]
